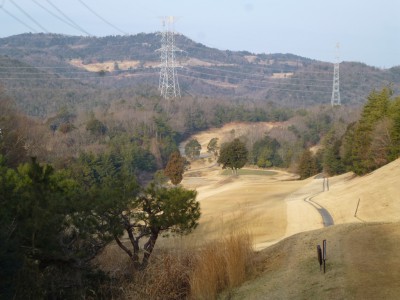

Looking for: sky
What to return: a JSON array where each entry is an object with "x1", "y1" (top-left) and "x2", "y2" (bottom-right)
[{"x1": 0, "y1": 0, "x2": 399, "y2": 68}]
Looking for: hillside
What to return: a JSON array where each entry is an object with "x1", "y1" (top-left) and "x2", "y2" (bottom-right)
[
  {"x1": 1, "y1": 33, "x2": 400, "y2": 117},
  {"x1": 315, "y1": 158, "x2": 400, "y2": 224},
  {"x1": 227, "y1": 222, "x2": 400, "y2": 299},
  {"x1": 236, "y1": 156, "x2": 400, "y2": 299}
]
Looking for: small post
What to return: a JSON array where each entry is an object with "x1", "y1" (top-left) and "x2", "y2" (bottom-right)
[
  {"x1": 354, "y1": 198, "x2": 361, "y2": 217},
  {"x1": 322, "y1": 239, "x2": 327, "y2": 273},
  {"x1": 317, "y1": 245, "x2": 322, "y2": 271}
]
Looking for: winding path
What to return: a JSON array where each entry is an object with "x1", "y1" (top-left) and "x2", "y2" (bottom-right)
[
  {"x1": 285, "y1": 176, "x2": 334, "y2": 237},
  {"x1": 304, "y1": 192, "x2": 334, "y2": 227}
]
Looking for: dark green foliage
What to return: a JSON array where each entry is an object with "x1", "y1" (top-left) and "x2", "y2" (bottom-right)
[
  {"x1": 325, "y1": 87, "x2": 400, "y2": 176},
  {"x1": 72, "y1": 151, "x2": 200, "y2": 270},
  {"x1": 185, "y1": 138, "x2": 201, "y2": 160},
  {"x1": 153, "y1": 116, "x2": 180, "y2": 165},
  {"x1": 207, "y1": 137, "x2": 219, "y2": 157},
  {"x1": 184, "y1": 108, "x2": 208, "y2": 133},
  {"x1": 297, "y1": 149, "x2": 319, "y2": 179},
  {"x1": 96, "y1": 182, "x2": 200, "y2": 270},
  {"x1": 124, "y1": 144, "x2": 157, "y2": 173},
  {"x1": 218, "y1": 138, "x2": 248, "y2": 174},
  {"x1": 344, "y1": 87, "x2": 394, "y2": 175},
  {"x1": 322, "y1": 130, "x2": 345, "y2": 176},
  {"x1": 0, "y1": 157, "x2": 112, "y2": 298},
  {"x1": 211, "y1": 104, "x2": 293, "y2": 127},
  {"x1": 251, "y1": 136, "x2": 283, "y2": 168},
  {"x1": 388, "y1": 97, "x2": 400, "y2": 158},
  {"x1": 303, "y1": 111, "x2": 332, "y2": 146}
]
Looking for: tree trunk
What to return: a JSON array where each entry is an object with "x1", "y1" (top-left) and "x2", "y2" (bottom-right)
[{"x1": 142, "y1": 229, "x2": 159, "y2": 268}]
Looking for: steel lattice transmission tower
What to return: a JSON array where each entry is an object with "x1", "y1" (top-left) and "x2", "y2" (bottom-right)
[
  {"x1": 158, "y1": 16, "x2": 181, "y2": 99},
  {"x1": 331, "y1": 43, "x2": 341, "y2": 106}
]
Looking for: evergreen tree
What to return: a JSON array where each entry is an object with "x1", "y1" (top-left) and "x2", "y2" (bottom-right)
[
  {"x1": 207, "y1": 137, "x2": 219, "y2": 157},
  {"x1": 218, "y1": 138, "x2": 248, "y2": 174},
  {"x1": 185, "y1": 138, "x2": 201, "y2": 159},
  {"x1": 251, "y1": 136, "x2": 282, "y2": 168},
  {"x1": 351, "y1": 87, "x2": 391, "y2": 174},
  {"x1": 164, "y1": 151, "x2": 187, "y2": 185},
  {"x1": 322, "y1": 130, "x2": 344, "y2": 175},
  {"x1": 297, "y1": 149, "x2": 319, "y2": 179}
]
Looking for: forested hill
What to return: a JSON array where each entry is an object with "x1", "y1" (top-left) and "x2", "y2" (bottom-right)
[{"x1": 0, "y1": 33, "x2": 400, "y2": 116}]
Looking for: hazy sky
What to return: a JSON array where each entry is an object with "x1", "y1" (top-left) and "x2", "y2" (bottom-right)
[{"x1": 0, "y1": 0, "x2": 399, "y2": 68}]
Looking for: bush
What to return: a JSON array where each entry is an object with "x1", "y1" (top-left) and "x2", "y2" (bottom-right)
[{"x1": 86, "y1": 118, "x2": 107, "y2": 135}]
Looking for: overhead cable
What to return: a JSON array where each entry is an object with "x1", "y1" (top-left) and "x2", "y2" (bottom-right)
[
  {"x1": 181, "y1": 67, "x2": 332, "y2": 88},
  {"x1": 33, "y1": 0, "x2": 85, "y2": 32},
  {"x1": 0, "y1": 3, "x2": 38, "y2": 32},
  {"x1": 9, "y1": 0, "x2": 48, "y2": 33},
  {"x1": 77, "y1": 0, "x2": 128, "y2": 35},
  {"x1": 178, "y1": 73, "x2": 331, "y2": 94},
  {"x1": 45, "y1": 0, "x2": 91, "y2": 35}
]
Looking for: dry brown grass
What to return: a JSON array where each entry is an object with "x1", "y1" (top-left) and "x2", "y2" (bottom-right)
[
  {"x1": 121, "y1": 250, "x2": 194, "y2": 300},
  {"x1": 96, "y1": 231, "x2": 254, "y2": 300},
  {"x1": 190, "y1": 231, "x2": 254, "y2": 300},
  {"x1": 225, "y1": 222, "x2": 400, "y2": 300}
]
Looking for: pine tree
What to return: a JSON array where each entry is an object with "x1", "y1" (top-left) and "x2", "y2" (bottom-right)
[
  {"x1": 297, "y1": 149, "x2": 319, "y2": 179},
  {"x1": 164, "y1": 151, "x2": 187, "y2": 185}
]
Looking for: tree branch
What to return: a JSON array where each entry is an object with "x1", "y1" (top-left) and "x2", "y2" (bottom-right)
[{"x1": 114, "y1": 234, "x2": 133, "y2": 259}]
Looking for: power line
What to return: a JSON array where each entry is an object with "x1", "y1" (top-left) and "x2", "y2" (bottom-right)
[
  {"x1": 77, "y1": 0, "x2": 128, "y2": 35},
  {"x1": 32, "y1": 0, "x2": 85, "y2": 33},
  {"x1": 181, "y1": 67, "x2": 332, "y2": 88},
  {"x1": 186, "y1": 65, "x2": 333, "y2": 82},
  {"x1": 179, "y1": 73, "x2": 331, "y2": 94},
  {"x1": 45, "y1": 0, "x2": 91, "y2": 36},
  {"x1": 0, "y1": 4, "x2": 38, "y2": 32},
  {"x1": 9, "y1": 0, "x2": 49, "y2": 33},
  {"x1": 0, "y1": 70, "x2": 158, "y2": 80}
]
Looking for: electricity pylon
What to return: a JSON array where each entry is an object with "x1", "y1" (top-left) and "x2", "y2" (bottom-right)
[
  {"x1": 158, "y1": 16, "x2": 181, "y2": 99},
  {"x1": 331, "y1": 43, "x2": 341, "y2": 106}
]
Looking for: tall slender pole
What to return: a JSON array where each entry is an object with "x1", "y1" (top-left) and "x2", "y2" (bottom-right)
[
  {"x1": 158, "y1": 16, "x2": 181, "y2": 99},
  {"x1": 331, "y1": 43, "x2": 341, "y2": 106}
]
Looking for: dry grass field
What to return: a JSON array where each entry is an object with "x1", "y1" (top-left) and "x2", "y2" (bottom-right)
[
  {"x1": 225, "y1": 222, "x2": 400, "y2": 299},
  {"x1": 178, "y1": 123, "x2": 400, "y2": 299}
]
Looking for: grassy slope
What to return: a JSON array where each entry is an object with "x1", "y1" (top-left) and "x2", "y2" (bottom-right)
[
  {"x1": 226, "y1": 222, "x2": 400, "y2": 300},
  {"x1": 223, "y1": 158, "x2": 400, "y2": 299}
]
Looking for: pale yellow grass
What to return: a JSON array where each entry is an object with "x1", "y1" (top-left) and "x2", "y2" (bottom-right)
[
  {"x1": 315, "y1": 158, "x2": 400, "y2": 224},
  {"x1": 177, "y1": 122, "x2": 307, "y2": 249},
  {"x1": 186, "y1": 122, "x2": 280, "y2": 149},
  {"x1": 69, "y1": 59, "x2": 140, "y2": 72},
  {"x1": 69, "y1": 57, "x2": 234, "y2": 73}
]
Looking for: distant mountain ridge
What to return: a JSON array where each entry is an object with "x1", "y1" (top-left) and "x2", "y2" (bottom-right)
[{"x1": 0, "y1": 33, "x2": 399, "y2": 116}]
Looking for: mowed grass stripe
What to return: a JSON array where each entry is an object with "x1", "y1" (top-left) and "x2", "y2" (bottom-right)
[{"x1": 221, "y1": 169, "x2": 277, "y2": 176}]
